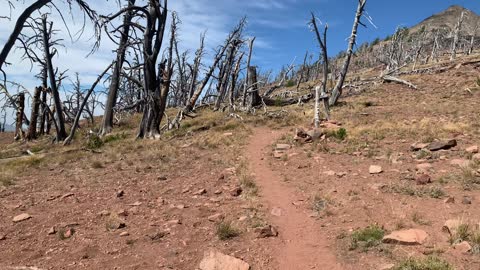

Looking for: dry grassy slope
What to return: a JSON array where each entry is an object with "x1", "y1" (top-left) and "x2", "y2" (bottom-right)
[{"x1": 410, "y1": 5, "x2": 480, "y2": 35}]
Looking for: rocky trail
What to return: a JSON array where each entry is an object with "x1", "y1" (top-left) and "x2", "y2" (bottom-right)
[{"x1": 247, "y1": 127, "x2": 343, "y2": 270}]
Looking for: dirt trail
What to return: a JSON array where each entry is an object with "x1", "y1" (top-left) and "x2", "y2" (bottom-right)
[{"x1": 247, "y1": 127, "x2": 344, "y2": 270}]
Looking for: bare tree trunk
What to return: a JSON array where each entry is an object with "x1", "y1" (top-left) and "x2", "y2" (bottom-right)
[
  {"x1": 451, "y1": 11, "x2": 465, "y2": 61},
  {"x1": 99, "y1": 0, "x2": 135, "y2": 136},
  {"x1": 229, "y1": 52, "x2": 244, "y2": 111},
  {"x1": 247, "y1": 66, "x2": 262, "y2": 109},
  {"x1": 468, "y1": 24, "x2": 478, "y2": 55},
  {"x1": 14, "y1": 93, "x2": 25, "y2": 141},
  {"x1": 188, "y1": 33, "x2": 205, "y2": 103},
  {"x1": 329, "y1": 0, "x2": 366, "y2": 106},
  {"x1": 242, "y1": 37, "x2": 255, "y2": 107},
  {"x1": 26, "y1": 87, "x2": 42, "y2": 140},
  {"x1": 42, "y1": 15, "x2": 67, "y2": 141}
]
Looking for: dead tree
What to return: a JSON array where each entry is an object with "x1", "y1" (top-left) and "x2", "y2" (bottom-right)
[
  {"x1": 246, "y1": 66, "x2": 262, "y2": 109},
  {"x1": 229, "y1": 52, "x2": 244, "y2": 111},
  {"x1": 14, "y1": 93, "x2": 25, "y2": 140},
  {"x1": 99, "y1": 0, "x2": 136, "y2": 136},
  {"x1": 214, "y1": 38, "x2": 243, "y2": 111},
  {"x1": 467, "y1": 23, "x2": 479, "y2": 55},
  {"x1": 41, "y1": 15, "x2": 67, "y2": 141},
  {"x1": 26, "y1": 87, "x2": 42, "y2": 140},
  {"x1": 64, "y1": 63, "x2": 113, "y2": 145},
  {"x1": 329, "y1": 0, "x2": 366, "y2": 106},
  {"x1": 310, "y1": 13, "x2": 330, "y2": 126},
  {"x1": 242, "y1": 37, "x2": 255, "y2": 107},
  {"x1": 451, "y1": 11, "x2": 465, "y2": 60},
  {"x1": 188, "y1": 33, "x2": 205, "y2": 103}
]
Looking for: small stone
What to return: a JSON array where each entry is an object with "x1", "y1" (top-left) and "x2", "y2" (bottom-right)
[
  {"x1": 167, "y1": 219, "x2": 182, "y2": 225},
  {"x1": 62, "y1": 228, "x2": 75, "y2": 239},
  {"x1": 193, "y1": 189, "x2": 207, "y2": 196},
  {"x1": 323, "y1": 170, "x2": 336, "y2": 176},
  {"x1": 444, "y1": 197, "x2": 455, "y2": 204},
  {"x1": 415, "y1": 174, "x2": 432, "y2": 185},
  {"x1": 13, "y1": 213, "x2": 31, "y2": 223},
  {"x1": 273, "y1": 151, "x2": 284, "y2": 159},
  {"x1": 128, "y1": 201, "x2": 142, "y2": 206},
  {"x1": 148, "y1": 231, "x2": 167, "y2": 241},
  {"x1": 119, "y1": 232, "x2": 130, "y2": 237},
  {"x1": 336, "y1": 172, "x2": 348, "y2": 178},
  {"x1": 48, "y1": 227, "x2": 56, "y2": 235},
  {"x1": 214, "y1": 190, "x2": 222, "y2": 195},
  {"x1": 416, "y1": 163, "x2": 433, "y2": 172},
  {"x1": 466, "y1": 145, "x2": 479, "y2": 154},
  {"x1": 207, "y1": 213, "x2": 224, "y2": 223},
  {"x1": 454, "y1": 241, "x2": 472, "y2": 254},
  {"x1": 230, "y1": 187, "x2": 243, "y2": 197},
  {"x1": 157, "y1": 176, "x2": 168, "y2": 181},
  {"x1": 379, "y1": 264, "x2": 395, "y2": 270},
  {"x1": 410, "y1": 143, "x2": 429, "y2": 151},
  {"x1": 199, "y1": 250, "x2": 250, "y2": 270},
  {"x1": 238, "y1": 216, "x2": 248, "y2": 222},
  {"x1": 271, "y1": 207, "x2": 282, "y2": 217},
  {"x1": 427, "y1": 140, "x2": 457, "y2": 151},
  {"x1": 462, "y1": 196, "x2": 472, "y2": 205},
  {"x1": 98, "y1": 210, "x2": 111, "y2": 217},
  {"x1": 369, "y1": 165, "x2": 383, "y2": 174},
  {"x1": 182, "y1": 188, "x2": 190, "y2": 194},
  {"x1": 254, "y1": 225, "x2": 278, "y2": 238},
  {"x1": 383, "y1": 229, "x2": 428, "y2": 245},
  {"x1": 276, "y1": 144, "x2": 291, "y2": 151},
  {"x1": 223, "y1": 132, "x2": 233, "y2": 137},
  {"x1": 176, "y1": 204, "x2": 186, "y2": 209},
  {"x1": 0, "y1": 234, "x2": 6, "y2": 241},
  {"x1": 116, "y1": 190, "x2": 124, "y2": 198}
]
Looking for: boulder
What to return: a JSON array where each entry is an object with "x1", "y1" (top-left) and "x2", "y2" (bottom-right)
[
  {"x1": 411, "y1": 143, "x2": 429, "y2": 151},
  {"x1": 383, "y1": 229, "x2": 428, "y2": 245},
  {"x1": 427, "y1": 140, "x2": 457, "y2": 151},
  {"x1": 443, "y1": 219, "x2": 462, "y2": 236},
  {"x1": 199, "y1": 250, "x2": 250, "y2": 270},
  {"x1": 208, "y1": 213, "x2": 225, "y2": 223},
  {"x1": 453, "y1": 241, "x2": 472, "y2": 254}
]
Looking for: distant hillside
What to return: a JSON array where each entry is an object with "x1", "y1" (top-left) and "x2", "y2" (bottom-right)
[{"x1": 410, "y1": 5, "x2": 480, "y2": 36}]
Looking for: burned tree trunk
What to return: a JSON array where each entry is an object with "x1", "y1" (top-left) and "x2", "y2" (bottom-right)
[
  {"x1": 14, "y1": 93, "x2": 25, "y2": 141},
  {"x1": 451, "y1": 11, "x2": 465, "y2": 61},
  {"x1": 229, "y1": 52, "x2": 244, "y2": 111},
  {"x1": 41, "y1": 15, "x2": 67, "y2": 141},
  {"x1": 99, "y1": 0, "x2": 136, "y2": 136},
  {"x1": 246, "y1": 66, "x2": 262, "y2": 109},
  {"x1": 329, "y1": 0, "x2": 367, "y2": 106},
  {"x1": 242, "y1": 37, "x2": 255, "y2": 107},
  {"x1": 26, "y1": 87, "x2": 42, "y2": 140},
  {"x1": 468, "y1": 24, "x2": 478, "y2": 55}
]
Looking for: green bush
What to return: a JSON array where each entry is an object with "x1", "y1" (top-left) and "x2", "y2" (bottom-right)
[
  {"x1": 350, "y1": 225, "x2": 385, "y2": 250},
  {"x1": 85, "y1": 134, "x2": 104, "y2": 149},
  {"x1": 394, "y1": 256, "x2": 453, "y2": 270},
  {"x1": 286, "y1": 80, "x2": 295, "y2": 88}
]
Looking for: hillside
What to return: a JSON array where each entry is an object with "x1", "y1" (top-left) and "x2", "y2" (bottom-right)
[{"x1": 410, "y1": 5, "x2": 480, "y2": 35}]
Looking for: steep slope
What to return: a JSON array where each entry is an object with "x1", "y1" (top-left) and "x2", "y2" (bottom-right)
[{"x1": 410, "y1": 5, "x2": 480, "y2": 35}]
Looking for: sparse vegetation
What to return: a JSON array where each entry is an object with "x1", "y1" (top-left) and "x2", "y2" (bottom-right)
[
  {"x1": 393, "y1": 256, "x2": 453, "y2": 270},
  {"x1": 350, "y1": 225, "x2": 385, "y2": 251},
  {"x1": 216, "y1": 222, "x2": 240, "y2": 240}
]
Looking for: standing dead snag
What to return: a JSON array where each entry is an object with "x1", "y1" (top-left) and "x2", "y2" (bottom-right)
[
  {"x1": 310, "y1": 13, "x2": 330, "y2": 126},
  {"x1": 329, "y1": 0, "x2": 367, "y2": 106},
  {"x1": 14, "y1": 93, "x2": 25, "y2": 141},
  {"x1": 99, "y1": 0, "x2": 136, "y2": 137},
  {"x1": 242, "y1": 37, "x2": 255, "y2": 107},
  {"x1": 451, "y1": 11, "x2": 465, "y2": 61},
  {"x1": 26, "y1": 87, "x2": 42, "y2": 140}
]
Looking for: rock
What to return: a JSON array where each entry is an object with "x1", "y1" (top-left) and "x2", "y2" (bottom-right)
[
  {"x1": 473, "y1": 154, "x2": 480, "y2": 162},
  {"x1": 306, "y1": 129, "x2": 323, "y2": 141},
  {"x1": 13, "y1": 213, "x2": 31, "y2": 223},
  {"x1": 271, "y1": 207, "x2": 282, "y2": 217},
  {"x1": 462, "y1": 196, "x2": 472, "y2": 205},
  {"x1": 193, "y1": 189, "x2": 207, "y2": 196},
  {"x1": 383, "y1": 229, "x2": 428, "y2": 245},
  {"x1": 323, "y1": 170, "x2": 336, "y2": 176},
  {"x1": 238, "y1": 216, "x2": 248, "y2": 222},
  {"x1": 276, "y1": 144, "x2": 291, "y2": 151},
  {"x1": 450, "y1": 159, "x2": 470, "y2": 168},
  {"x1": 98, "y1": 210, "x2": 111, "y2": 217},
  {"x1": 230, "y1": 187, "x2": 243, "y2": 197},
  {"x1": 416, "y1": 163, "x2": 433, "y2": 172},
  {"x1": 148, "y1": 231, "x2": 168, "y2": 241},
  {"x1": 273, "y1": 151, "x2": 284, "y2": 159},
  {"x1": 466, "y1": 145, "x2": 479, "y2": 154},
  {"x1": 379, "y1": 264, "x2": 395, "y2": 270},
  {"x1": 369, "y1": 165, "x2": 383, "y2": 174},
  {"x1": 255, "y1": 225, "x2": 278, "y2": 238},
  {"x1": 157, "y1": 176, "x2": 168, "y2": 181},
  {"x1": 199, "y1": 250, "x2": 250, "y2": 270},
  {"x1": 411, "y1": 143, "x2": 429, "y2": 151},
  {"x1": 415, "y1": 174, "x2": 432, "y2": 185},
  {"x1": 427, "y1": 140, "x2": 457, "y2": 151},
  {"x1": 454, "y1": 241, "x2": 472, "y2": 254},
  {"x1": 444, "y1": 197, "x2": 455, "y2": 204},
  {"x1": 106, "y1": 218, "x2": 126, "y2": 231},
  {"x1": 182, "y1": 188, "x2": 190, "y2": 194},
  {"x1": 336, "y1": 172, "x2": 348, "y2": 178},
  {"x1": 443, "y1": 219, "x2": 462, "y2": 236},
  {"x1": 48, "y1": 227, "x2": 56, "y2": 235},
  {"x1": 128, "y1": 201, "x2": 142, "y2": 206},
  {"x1": 223, "y1": 132, "x2": 233, "y2": 137},
  {"x1": 119, "y1": 232, "x2": 130, "y2": 237},
  {"x1": 0, "y1": 234, "x2": 6, "y2": 241},
  {"x1": 208, "y1": 213, "x2": 224, "y2": 223},
  {"x1": 60, "y1": 228, "x2": 75, "y2": 239},
  {"x1": 116, "y1": 190, "x2": 124, "y2": 198}
]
